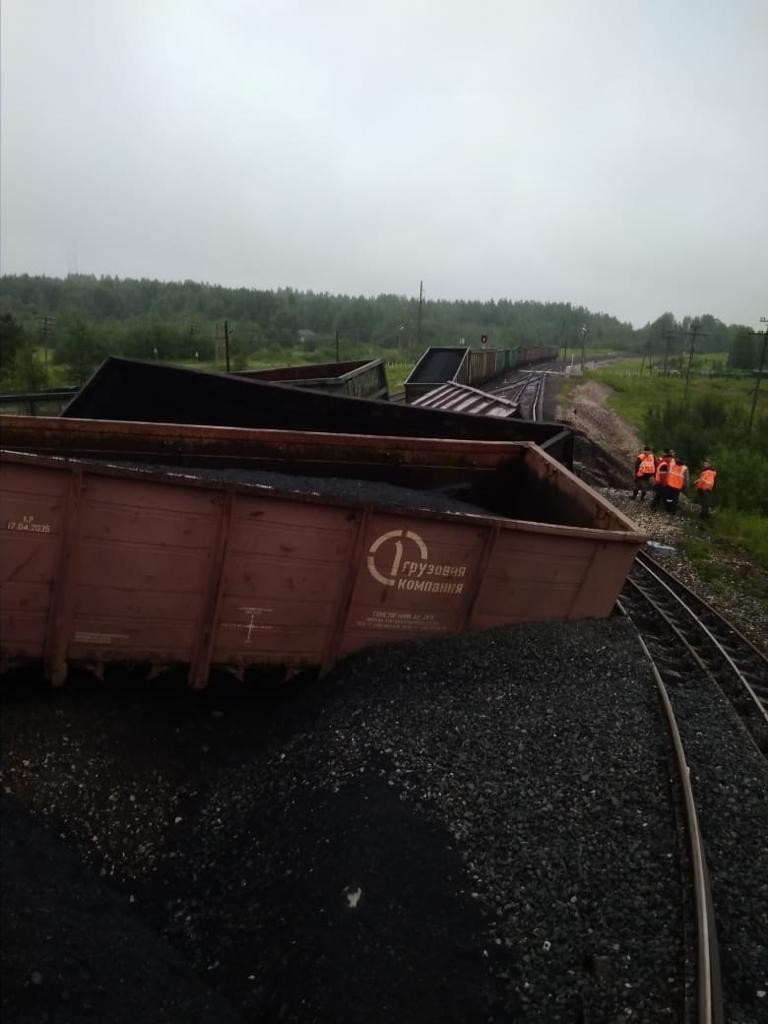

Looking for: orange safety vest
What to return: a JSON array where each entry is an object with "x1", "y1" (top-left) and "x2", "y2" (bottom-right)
[
  {"x1": 666, "y1": 463, "x2": 687, "y2": 491},
  {"x1": 696, "y1": 469, "x2": 717, "y2": 491},
  {"x1": 636, "y1": 452, "x2": 656, "y2": 477},
  {"x1": 655, "y1": 458, "x2": 673, "y2": 485}
]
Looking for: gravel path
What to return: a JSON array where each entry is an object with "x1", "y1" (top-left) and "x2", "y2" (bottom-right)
[
  {"x1": 557, "y1": 381, "x2": 643, "y2": 469},
  {"x1": 2, "y1": 619, "x2": 686, "y2": 1023}
]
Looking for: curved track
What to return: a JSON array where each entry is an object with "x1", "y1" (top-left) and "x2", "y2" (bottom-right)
[
  {"x1": 619, "y1": 618, "x2": 724, "y2": 1024},
  {"x1": 622, "y1": 551, "x2": 768, "y2": 755},
  {"x1": 617, "y1": 552, "x2": 768, "y2": 1023}
]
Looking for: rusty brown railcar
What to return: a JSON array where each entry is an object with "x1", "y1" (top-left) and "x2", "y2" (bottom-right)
[
  {"x1": 59, "y1": 357, "x2": 575, "y2": 467},
  {"x1": 235, "y1": 358, "x2": 389, "y2": 400},
  {"x1": 1, "y1": 434, "x2": 644, "y2": 688}
]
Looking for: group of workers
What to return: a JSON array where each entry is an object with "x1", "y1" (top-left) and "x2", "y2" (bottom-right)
[{"x1": 632, "y1": 446, "x2": 717, "y2": 518}]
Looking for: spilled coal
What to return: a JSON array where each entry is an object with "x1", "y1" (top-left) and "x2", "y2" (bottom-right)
[{"x1": 3, "y1": 617, "x2": 766, "y2": 1022}]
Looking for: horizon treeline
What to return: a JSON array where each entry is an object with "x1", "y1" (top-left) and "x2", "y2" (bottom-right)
[{"x1": 0, "y1": 273, "x2": 761, "y2": 387}]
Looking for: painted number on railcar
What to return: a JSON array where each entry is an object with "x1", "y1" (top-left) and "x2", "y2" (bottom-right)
[{"x1": 6, "y1": 514, "x2": 51, "y2": 534}]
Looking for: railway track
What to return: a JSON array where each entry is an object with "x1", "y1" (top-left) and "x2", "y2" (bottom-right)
[
  {"x1": 617, "y1": 547, "x2": 768, "y2": 1022},
  {"x1": 621, "y1": 622, "x2": 725, "y2": 1024},
  {"x1": 488, "y1": 372, "x2": 545, "y2": 420},
  {"x1": 618, "y1": 551, "x2": 768, "y2": 1021},
  {"x1": 621, "y1": 551, "x2": 768, "y2": 755}
]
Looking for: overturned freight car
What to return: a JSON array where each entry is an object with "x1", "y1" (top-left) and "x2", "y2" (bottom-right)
[
  {"x1": 61, "y1": 357, "x2": 574, "y2": 467},
  {"x1": 0, "y1": 433, "x2": 644, "y2": 688}
]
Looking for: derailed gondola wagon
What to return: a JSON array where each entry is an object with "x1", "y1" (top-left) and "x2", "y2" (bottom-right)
[
  {"x1": 1, "y1": 435, "x2": 645, "y2": 688},
  {"x1": 60, "y1": 357, "x2": 575, "y2": 467},
  {"x1": 234, "y1": 357, "x2": 389, "y2": 400},
  {"x1": 403, "y1": 345, "x2": 559, "y2": 402}
]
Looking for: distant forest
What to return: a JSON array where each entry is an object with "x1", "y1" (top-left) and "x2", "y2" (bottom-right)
[{"x1": 0, "y1": 273, "x2": 760, "y2": 387}]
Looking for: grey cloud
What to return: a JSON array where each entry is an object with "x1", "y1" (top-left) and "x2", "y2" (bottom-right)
[{"x1": 2, "y1": 0, "x2": 766, "y2": 326}]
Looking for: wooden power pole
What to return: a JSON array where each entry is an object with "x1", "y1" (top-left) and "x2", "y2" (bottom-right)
[
  {"x1": 417, "y1": 280, "x2": 424, "y2": 350},
  {"x1": 748, "y1": 316, "x2": 768, "y2": 437}
]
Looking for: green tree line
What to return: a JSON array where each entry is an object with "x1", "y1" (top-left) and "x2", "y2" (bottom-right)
[{"x1": 0, "y1": 273, "x2": 760, "y2": 388}]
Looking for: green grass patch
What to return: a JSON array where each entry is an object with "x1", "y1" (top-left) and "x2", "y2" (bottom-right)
[
  {"x1": 586, "y1": 368, "x2": 768, "y2": 432},
  {"x1": 586, "y1": 365, "x2": 768, "y2": 575},
  {"x1": 678, "y1": 536, "x2": 725, "y2": 583},
  {"x1": 384, "y1": 361, "x2": 414, "y2": 393},
  {"x1": 678, "y1": 536, "x2": 713, "y2": 563},
  {"x1": 710, "y1": 510, "x2": 768, "y2": 574}
]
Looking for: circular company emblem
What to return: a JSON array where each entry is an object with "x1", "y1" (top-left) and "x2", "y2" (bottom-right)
[{"x1": 366, "y1": 529, "x2": 428, "y2": 587}]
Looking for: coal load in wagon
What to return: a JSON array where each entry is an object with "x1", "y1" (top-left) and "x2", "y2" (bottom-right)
[
  {"x1": 0, "y1": 439, "x2": 644, "y2": 686},
  {"x1": 62, "y1": 357, "x2": 574, "y2": 467}
]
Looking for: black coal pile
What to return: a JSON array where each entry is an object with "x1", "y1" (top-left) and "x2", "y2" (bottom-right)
[
  {"x1": 80, "y1": 460, "x2": 492, "y2": 518},
  {"x1": 1, "y1": 795, "x2": 240, "y2": 1024},
  {"x1": 2, "y1": 619, "x2": 689, "y2": 1022}
]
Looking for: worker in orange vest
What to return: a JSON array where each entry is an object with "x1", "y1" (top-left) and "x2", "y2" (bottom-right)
[
  {"x1": 632, "y1": 444, "x2": 657, "y2": 501},
  {"x1": 695, "y1": 460, "x2": 717, "y2": 519},
  {"x1": 664, "y1": 457, "x2": 689, "y2": 515},
  {"x1": 650, "y1": 449, "x2": 675, "y2": 510}
]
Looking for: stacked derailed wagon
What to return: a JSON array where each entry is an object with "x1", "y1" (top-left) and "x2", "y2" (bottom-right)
[{"x1": 0, "y1": 357, "x2": 644, "y2": 687}]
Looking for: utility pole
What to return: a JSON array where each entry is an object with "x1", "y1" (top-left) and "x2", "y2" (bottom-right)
[
  {"x1": 580, "y1": 325, "x2": 588, "y2": 375},
  {"x1": 417, "y1": 280, "x2": 424, "y2": 350},
  {"x1": 682, "y1": 321, "x2": 700, "y2": 405},
  {"x1": 561, "y1": 319, "x2": 567, "y2": 366},
  {"x1": 748, "y1": 316, "x2": 768, "y2": 437},
  {"x1": 662, "y1": 332, "x2": 674, "y2": 376},
  {"x1": 38, "y1": 315, "x2": 55, "y2": 365},
  {"x1": 335, "y1": 329, "x2": 340, "y2": 363},
  {"x1": 640, "y1": 337, "x2": 653, "y2": 376},
  {"x1": 224, "y1": 320, "x2": 231, "y2": 373}
]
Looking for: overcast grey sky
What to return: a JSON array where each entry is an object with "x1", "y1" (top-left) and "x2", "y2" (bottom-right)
[{"x1": 2, "y1": 0, "x2": 766, "y2": 327}]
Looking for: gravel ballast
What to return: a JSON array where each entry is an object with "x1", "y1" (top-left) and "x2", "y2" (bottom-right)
[
  {"x1": 660, "y1": 673, "x2": 768, "y2": 1024},
  {"x1": 602, "y1": 486, "x2": 768, "y2": 656},
  {"x1": 2, "y1": 618, "x2": 687, "y2": 1023}
]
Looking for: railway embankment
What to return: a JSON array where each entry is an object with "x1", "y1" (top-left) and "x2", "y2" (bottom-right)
[{"x1": 557, "y1": 379, "x2": 768, "y2": 655}]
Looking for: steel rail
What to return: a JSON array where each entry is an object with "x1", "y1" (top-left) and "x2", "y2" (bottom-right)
[
  {"x1": 636, "y1": 550, "x2": 768, "y2": 678},
  {"x1": 490, "y1": 374, "x2": 543, "y2": 421},
  {"x1": 632, "y1": 553, "x2": 768, "y2": 723},
  {"x1": 622, "y1": 572, "x2": 768, "y2": 762},
  {"x1": 530, "y1": 374, "x2": 544, "y2": 422},
  {"x1": 488, "y1": 376, "x2": 530, "y2": 399},
  {"x1": 618, "y1": 601, "x2": 723, "y2": 1024}
]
